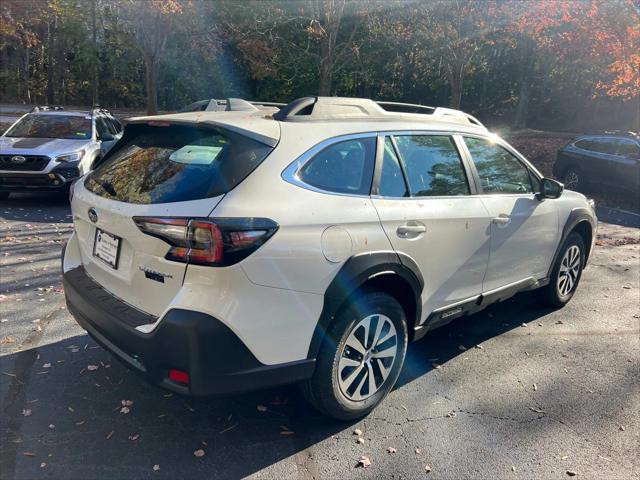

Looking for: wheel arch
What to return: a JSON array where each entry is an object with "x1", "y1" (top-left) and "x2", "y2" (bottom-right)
[
  {"x1": 548, "y1": 208, "x2": 596, "y2": 276},
  {"x1": 306, "y1": 251, "x2": 423, "y2": 360}
]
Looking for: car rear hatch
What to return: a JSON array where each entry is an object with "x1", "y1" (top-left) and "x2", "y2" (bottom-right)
[{"x1": 71, "y1": 120, "x2": 277, "y2": 317}]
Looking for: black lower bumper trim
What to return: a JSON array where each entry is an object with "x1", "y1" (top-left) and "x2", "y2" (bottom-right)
[{"x1": 63, "y1": 265, "x2": 315, "y2": 396}]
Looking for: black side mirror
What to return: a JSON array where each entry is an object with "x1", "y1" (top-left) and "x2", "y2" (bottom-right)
[
  {"x1": 99, "y1": 132, "x2": 114, "y2": 142},
  {"x1": 538, "y1": 177, "x2": 563, "y2": 199}
]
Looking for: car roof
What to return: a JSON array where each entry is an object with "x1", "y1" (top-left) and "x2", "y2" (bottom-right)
[{"x1": 29, "y1": 110, "x2": 93, "y2": 117}]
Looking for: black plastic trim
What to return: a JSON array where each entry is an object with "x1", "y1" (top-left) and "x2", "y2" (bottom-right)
[
  {"x1": 547, "y1": 208, "x2": 596, "y2": 276},
  {"x1": 63, "y1": 265, "x2": 315, "y2": 396},
  {"x1": 307, "y1": 250, "x2": 424, "y2": 359},
  {"x1": 273, "y1": 96, "x2": 317, "y2": 120}
]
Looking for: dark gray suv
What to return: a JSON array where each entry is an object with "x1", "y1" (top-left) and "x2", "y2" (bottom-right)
[{"x1": 553, "y1": 133, "x2": 640, "y2": 195}]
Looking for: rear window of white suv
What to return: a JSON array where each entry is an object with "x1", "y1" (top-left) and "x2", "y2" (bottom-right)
[{"x1": 85, "y1": 124, "x2": 273, "y2": 204}]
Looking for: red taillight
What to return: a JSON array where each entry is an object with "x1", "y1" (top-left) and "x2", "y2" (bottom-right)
[
  {"x1": 133, "y1": 217, "x2": 278, "y2": 267},
  {"x1": 168, "y1": 368, "x2": 189, "y2": 384}
]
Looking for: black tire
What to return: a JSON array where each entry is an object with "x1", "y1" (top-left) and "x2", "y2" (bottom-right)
[
  {"x1": 0, "y1": 192, "x2": 10, "y2": 200},
  {"x1": 562, "y1": 167, "x2": 585, "y2": 192},
  {"x1": 542, "y1": 232, "x2": 585, "y2": 308},
  {"x1": 301, "y1": 291, "x2": 408, "y2": 421}
]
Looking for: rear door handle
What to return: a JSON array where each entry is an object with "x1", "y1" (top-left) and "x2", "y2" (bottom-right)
[
  {"x1": 397, "y1": 224, "x2": 426, "y2": 237},
  {"x1": 492, "y1": 215, "x2": 511, "y2": 225}
]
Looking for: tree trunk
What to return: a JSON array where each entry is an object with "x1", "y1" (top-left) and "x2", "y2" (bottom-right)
[
  {"x1": 514, "y1": 75, "x2": 530, "y2": 130},
  {"x1": 92, "y1": 0, "x2": 99, "y2": 107},
  {"x1": 144, "y1": 54, "x2": 159, "y2": 115},
  {"x1": 318, "y1": 58, "x2": 333, "y2": 96},
  {"x1": 448, "y1": 66, "x2": 463, "y2": 109},
  {"x1": 46, "y1": 21, "x2": 54, "y2": 105}
]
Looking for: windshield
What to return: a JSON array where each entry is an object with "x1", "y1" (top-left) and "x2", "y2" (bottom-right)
[
  {"x1": 5, "y1": 114, "x2": 92, "y2": 140},
  {"x1": 85, "y1": 124, "x2": 273, "y2": 204}
]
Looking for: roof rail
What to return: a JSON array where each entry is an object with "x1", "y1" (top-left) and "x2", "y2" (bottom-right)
[{"x1": 273, "y1": 96, "x2": 486, "y2": 129}]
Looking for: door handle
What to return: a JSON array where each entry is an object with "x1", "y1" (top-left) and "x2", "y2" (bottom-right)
[
  {"x1": 492, "y1": 215, "x2": 512, "y2": 225},
  {"x1": 397, "y1": 224, "x2": 426, "y2": 236}
]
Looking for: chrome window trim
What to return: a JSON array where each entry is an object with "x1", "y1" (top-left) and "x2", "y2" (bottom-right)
[{"x1": 281, "y1": 132, "x2": 378, "y2": 198}]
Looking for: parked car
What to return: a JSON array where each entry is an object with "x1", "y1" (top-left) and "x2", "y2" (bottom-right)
[
  {"x1": 553, "y1": 132, "x2": 640, "y2": 194},
  {"x1": 61, "y1": 96, "x2": 597, "y2": 420},
  {"x1": 0, "y1": 106, "x2": 123, "y2": 199}
]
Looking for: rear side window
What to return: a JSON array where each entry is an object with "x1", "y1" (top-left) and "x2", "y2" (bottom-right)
[
  {"x1": 85, "y1": 124, "x2": 273, "y2": 204},
  {"x1": 464, "y1": 137, "x2": 533, "y2": 194},
  {"x1": 298, "y1": 137, "x2": 375, "y2": 195},
  {"x1": 394, "y1": 135, "x2": 470, "y2": 197},
  {"x1": 577, "y1": 138, "x2": 618, "y2": 155}
]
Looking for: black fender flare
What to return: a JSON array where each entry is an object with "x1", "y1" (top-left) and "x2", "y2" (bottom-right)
[
  {"x1": 306, "y1": 251, "x2": 424, "y2": 360},
  {"x1": 547, "y1": 207, "x2": 596, "y2": 276}
]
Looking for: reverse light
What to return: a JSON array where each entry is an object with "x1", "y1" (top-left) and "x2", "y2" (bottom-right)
[
  {"x1": 55, "y1": 149, "x2": 85, "y2": 163},
  {"x1": 133, "y1": 217, "x2": 278, "y2": 267}
]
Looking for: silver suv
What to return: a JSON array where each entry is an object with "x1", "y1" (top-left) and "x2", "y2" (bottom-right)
[
  {"x1": 0, "y1": 107, "x2": 122, "y2": 199},
  {"x1": 61, "y1": 97, "x2": 597, "y2": 420}
]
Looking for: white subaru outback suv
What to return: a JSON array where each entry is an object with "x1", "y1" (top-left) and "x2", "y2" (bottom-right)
[{"x1": 62, "y1": 97, "x2": 596, "y2": 420}]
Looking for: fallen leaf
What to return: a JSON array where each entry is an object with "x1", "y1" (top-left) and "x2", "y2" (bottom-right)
[
  {"x1": 49, "y1": 424, "x2": 55, "y2": 429},
  {"x1": 474, "y1": 345, "x2": 483, "y2": 349},
  {"x1": 425, "y1": 465, "x2": 432, "y2": 473},
  {"x1": 257, "y1": 405, "x2": 268, "y2": 412},
  {"x1": 357, "y1": 437, "x2": 365, "y2": 444},
  {"x1": 415, "y1": 448, "x2": 421, "y2": 454},
  {"x1": 106, "y1": 431, "x2": 114, "y2": 440},
  {"x1": 457, "y1": 345, "x2": 467, "y2": 351},
  {"x1": 193, "y1": 449, "x2": 205, "y2": 458},
  {"x1": 121, "y1": 400, "x2": 133, "y2": 407},
  {"x1": 87, "y1": 365, "x2": 99, "y2": 371},
  {"x1": 40, "y1": 462, "x2": 47, "y2": 468},
  {"x1": 521, "y1": 322, "x2": 528, "y2": 327},
  {"x1": 23, "y1": 452, "x2": 36, "y2": 457},
  {"x1": 120, "y1": 406, "x2": 130, "y2": 414},
  {"x1": 512, "y1": 466, "x2": 516, "y2": 472},
  {"x1": 566, "y1": 470, "x2": 578, "y2": 477},
  {"x1": 22, "y1": 409, "x2": 32, "y2": 417},
  {"x1": 618, "y1": 424, "x2": 625, "y2": 431},
  {"x1": 353, "y1": 428, "x2": 363, "y2": 436},
  {"x1": 357, "y1": 456, "x2": 371, "y2": 468},
  {"x1": 561, "y1": 455, "x2": 569, "y2": 460},
  {"x1": 129, "y1": 433, "x2": 140, "y2": 441},
  {"x1": 529, "y1": 406, "x2": 545, "y2": 414},
  {"x1": 445, "y1": 411, "x2": 456, "y2": 418},
  {"x1": 432, "y1": 363, "x2": 442, "y2": 369},
  {"x1": 153, "y1": 464, "x2": 160, "y2": 471},
  {"x1": 387, "y1": 447, "x2": 397, "y2": 454},
  {"x1": 532, "y1": 383, "x2": 538, "y2": 391},
  {"x1": 43, "y1": 363, "x2": 51, "y2": 368}
]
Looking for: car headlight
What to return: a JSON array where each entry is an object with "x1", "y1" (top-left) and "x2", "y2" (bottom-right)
[{"x1": 55, "y1": 149, "x2": 85, "y2": 162}]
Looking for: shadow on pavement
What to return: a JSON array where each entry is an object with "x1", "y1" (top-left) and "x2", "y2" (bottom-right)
[{"x1": 0, "y1": 289, "x2": 554, "y2": 480}]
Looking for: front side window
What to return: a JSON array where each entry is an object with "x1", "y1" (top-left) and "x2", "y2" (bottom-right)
[
  {"x1": 5, "y1": 114, "x2": 92, "y2": 140},
  {"x1": 86, "y1": 124, "x2": 273, "y2": 204},
  {"x1": 394, "y1": 135, "x2": 470, "y2": 197},
  {"x1": 464, "y1": 137, "x2": 534, "y2": 194},
  {"x1": 591, "y1": 138, "x2": 619, "y2": 155},
  {"x1": 298, "y1": 137, "x2": 375, "y2": 195},
  {"x1": 378, "y1": 137, "x2": 408, "y2": 197}
]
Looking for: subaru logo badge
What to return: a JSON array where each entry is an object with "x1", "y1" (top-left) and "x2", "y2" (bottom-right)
[
  {"x1": 88, "y1": 208, "x2": 98, "y2": 223},
  {"x1": 11, "y1": 155, "x2": 26, "y2": 164}
]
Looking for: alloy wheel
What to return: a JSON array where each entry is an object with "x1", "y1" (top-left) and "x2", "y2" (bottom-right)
[
  {"x1": 563, "y1": 171, "x2": 580, "y2": 190},
  {"x1": 557, "y1": 245, "x2": 581, "y2": 297},
  {"x1": 337, "y1": 314, "x2": 398, "y2": 401}
]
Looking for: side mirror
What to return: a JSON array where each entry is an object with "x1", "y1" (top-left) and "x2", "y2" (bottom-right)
[
  {"x1": 538, "y1": 177, "x2": 563, "y2": 199},
  {"x1": 98, "y1": 132, "x2": 114, "y2": 142}
]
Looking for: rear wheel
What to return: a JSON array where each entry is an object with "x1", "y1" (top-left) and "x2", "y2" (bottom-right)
[
  {"x1": 301, "y1": 291, "x2": 408, "y2": 420},
  {"x1": 542, "y1": 232, "x2": 585, "y2": 307}
]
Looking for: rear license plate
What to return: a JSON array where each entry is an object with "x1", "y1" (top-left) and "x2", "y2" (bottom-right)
[{"x1": 93, "y1": 228, "x2": 121, "y2": 269}]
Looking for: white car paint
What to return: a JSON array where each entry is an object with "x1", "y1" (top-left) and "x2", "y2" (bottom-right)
[{"x1": 64, "y1": 99, "x2": 596, "y2": 367}]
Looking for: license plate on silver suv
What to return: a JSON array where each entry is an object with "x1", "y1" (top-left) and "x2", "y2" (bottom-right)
[{"x1": 93, "y1": 228, "x2": 121, "y2": 269}]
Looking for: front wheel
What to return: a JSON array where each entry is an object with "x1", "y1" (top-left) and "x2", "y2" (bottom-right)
[
  {"x1": 542, "y1": 232, "x2": 585, "y2": 308},
  {"x1": 562, "y1": 167, "x2": 584, "y2": 192},
  {"x1": 301, "y1": 291, "x2": 408, "y2": 420}
]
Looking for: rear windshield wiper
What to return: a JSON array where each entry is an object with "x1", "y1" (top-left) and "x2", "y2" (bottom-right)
[{"x1": 97, "y1": 179, "x2": 117, "y2": 196}]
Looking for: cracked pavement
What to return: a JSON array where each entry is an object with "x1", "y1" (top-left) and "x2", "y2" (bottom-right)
[{"x1": 1, "y1": 193, "x2": 639, "y2": 479}]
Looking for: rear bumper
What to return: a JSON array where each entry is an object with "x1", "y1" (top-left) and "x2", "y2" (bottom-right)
[{"x1": 62, "y1": 258, "x2": 315, "y2": 396}]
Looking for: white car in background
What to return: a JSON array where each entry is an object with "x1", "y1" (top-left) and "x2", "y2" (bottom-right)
[
  {"x1": 0, "y1": 107, "x2": 122, "y2": 199},
  {"x1": 62, "y1": 96, "x2": 597, "y2": 420}
]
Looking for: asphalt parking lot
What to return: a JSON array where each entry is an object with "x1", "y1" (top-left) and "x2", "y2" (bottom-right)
[{"x1": 1, "y1": 193, "x2": 638, "y2": 480}]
